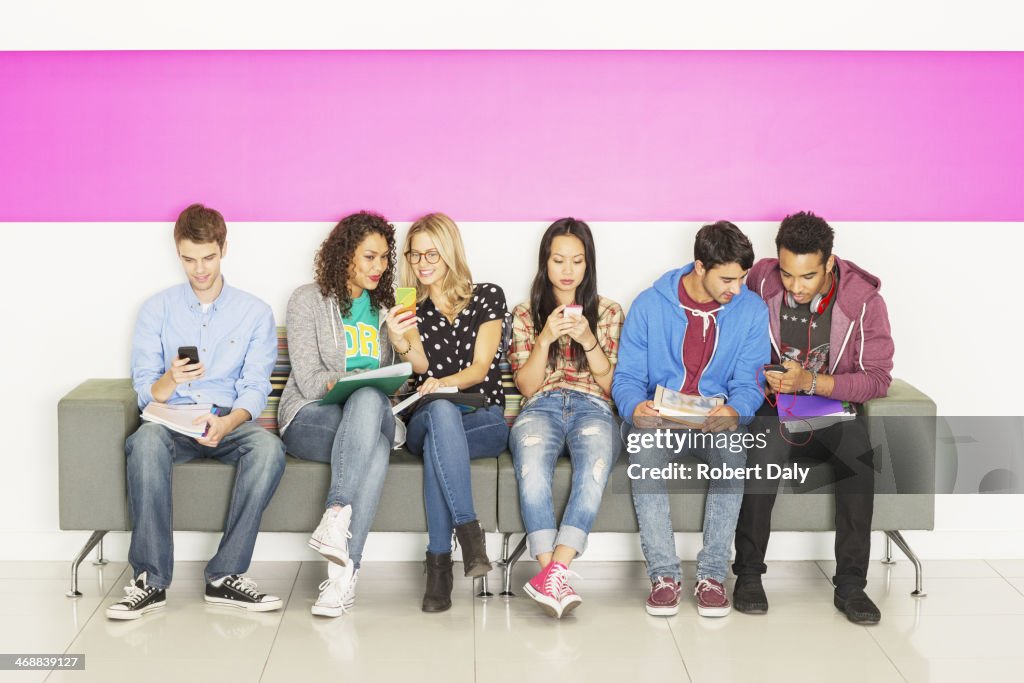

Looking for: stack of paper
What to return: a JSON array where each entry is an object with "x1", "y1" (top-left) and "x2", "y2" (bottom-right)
[{"x1": 142, "y1": 402, "x2": 215, "y2": 438}]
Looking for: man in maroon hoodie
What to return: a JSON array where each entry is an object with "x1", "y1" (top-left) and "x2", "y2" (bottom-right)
[{"x1": 732, "y1": 211, "x2": 894, "y2": 624}]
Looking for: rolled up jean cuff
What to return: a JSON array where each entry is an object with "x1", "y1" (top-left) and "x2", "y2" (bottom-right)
[
  {"x1": 527, "y1": 529, "x2": 558, "y2": 559},
  {"x1": 554, "y1": 525, "x2": 589, "y2": 559}
]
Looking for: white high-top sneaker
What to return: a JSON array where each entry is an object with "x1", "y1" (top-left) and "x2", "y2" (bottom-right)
[
  {"x1": 308, "y1": 504, "x2": 352, "y2": 565},
  {"x1": 312, "y1": 562, "x2": 358, "y2": 618}
]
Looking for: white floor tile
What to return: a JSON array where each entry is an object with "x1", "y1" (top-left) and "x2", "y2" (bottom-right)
[
  {"x1": 891, "y1": 656, "x2": 1024, "y2": 683},
  {"x1": 669, "y1": 615, "x2": 885, "y2": 661},
  {"x1": 868, "y1": 614, "x2": 1024, "y2": 660},
  {"x1": 46, "y1": 657, "x2": 266, "y2": 683},
  {"x1": 866, "y1": 577, "x2": 1024, "y2": 616},
  {"x1": 476, "y1": 657, "x2": 691, "y2": 683},
  {"x1": 987, "y1": 559, "x2": 1024, "y2": 578},
  {"x1": 683, "y1": 654, "x2": 903, "y2": 683}
]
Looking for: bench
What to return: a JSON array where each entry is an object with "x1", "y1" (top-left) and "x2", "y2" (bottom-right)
[{"x1": 58, "y1": 328, "x2": 936, "y2": 597}]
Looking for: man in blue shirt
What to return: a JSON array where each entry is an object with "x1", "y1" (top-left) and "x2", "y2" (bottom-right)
[{"x1": 106, "y1": 204, "x2": 286, "y2": 620}]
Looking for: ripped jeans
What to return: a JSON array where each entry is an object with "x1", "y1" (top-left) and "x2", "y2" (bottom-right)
[{"x1": 510, "y1": 389, "x2": 621, "y2": 559}]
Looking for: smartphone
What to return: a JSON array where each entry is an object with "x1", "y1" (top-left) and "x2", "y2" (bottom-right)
[
  {"x1": 563, "y1": 304, "x2": 583, "y2": 318},
  {"x1": 178, "y1": 346, "x2": 200, "y2": 365},
  {"x1": 764, "y1": 364, "x2": 787, "y2": 374},
  {"x1": 395, "y1": 287, "x2": 417, "y2": 319}
]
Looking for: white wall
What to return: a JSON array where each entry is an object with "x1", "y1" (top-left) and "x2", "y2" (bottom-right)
[
  {"x1": 4, "y1": 1, "x2": 1024, "y2": 50},
  {"x1": 3, "y1": 220, "x2": 1023, "y2": 561}
]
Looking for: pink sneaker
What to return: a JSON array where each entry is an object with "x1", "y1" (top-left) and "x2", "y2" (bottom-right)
[
  {"x1": 559, "y1": 578, "x2": 583, "y2": 617},
  {"x1": 694, "y1": 578, "x2": 731, "y2": 617},
  {"x1": 645, "y1": 576, "x2": 682, "y2": 616},
  {"x1": 524, "y1": 562, "x2": 574, "y2": 618}
]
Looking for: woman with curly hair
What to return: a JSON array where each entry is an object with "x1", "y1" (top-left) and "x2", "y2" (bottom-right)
[
  {"x1": 278, "y1": 211, "x2": 417, "y2": 617},
  {"x1": 394, "y1": 212, "x2": 508, "y2": 612}
]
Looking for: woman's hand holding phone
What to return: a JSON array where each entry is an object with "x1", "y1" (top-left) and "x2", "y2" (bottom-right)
[{"x1": 538, "y1": 304, "x2": 575, "y2": 346}]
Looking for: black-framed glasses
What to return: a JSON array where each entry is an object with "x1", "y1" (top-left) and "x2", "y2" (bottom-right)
[{"x1": 405, "y1": 250, "x2": 442, "y2": 265}]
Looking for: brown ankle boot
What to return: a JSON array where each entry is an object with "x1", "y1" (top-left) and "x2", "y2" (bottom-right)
[
  {"x1": 454, "y1": 520, "x2": 492, "y2": 578},
  {"x1": 422, "y1": 552, "x2": 453, "y2": 613}
]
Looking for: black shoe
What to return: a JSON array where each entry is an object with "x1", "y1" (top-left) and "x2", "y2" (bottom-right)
[
  {"x1": 205, "y1": 575, "x2": 283, "y2": 612},
  {"x1": 834, "y1": 588, "x2": 881, "y2": 625},
  {"x1": 422, "y1": 552, "x2": 454, "y2": 613},
  {"x1": 106, "y1": 572, "x2": 166, "y2": 620},
  {"x1": 454, "y1": 520, "x2": 492, "y2": 578},
  {"x1": 733, "y1": 576, "x2": 769, "y2": 615}
]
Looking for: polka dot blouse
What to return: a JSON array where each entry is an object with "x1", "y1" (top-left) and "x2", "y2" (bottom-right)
[{"x1": 414, "y1": 283, "x2": 508, "y2": 409}]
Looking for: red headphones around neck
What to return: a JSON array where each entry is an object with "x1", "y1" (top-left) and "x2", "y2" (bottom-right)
[{"x1": 785, "y1": 269, "x2": 836, "y2": 315}]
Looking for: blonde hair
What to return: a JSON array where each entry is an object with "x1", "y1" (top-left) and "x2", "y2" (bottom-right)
[{"x1": 400, "y1": 212, "x2": 474, "y2": 314}]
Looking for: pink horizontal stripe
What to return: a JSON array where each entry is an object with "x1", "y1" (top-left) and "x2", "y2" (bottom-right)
[{"x1": 1, "y1": 51, "x2": 1022, "y2": 222}]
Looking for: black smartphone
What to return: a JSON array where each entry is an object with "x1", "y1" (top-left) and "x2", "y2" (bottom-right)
[
  {"x1": 764, "y1": 364, "x2": 787, "y2": 374},
  {"x1": 177, "y1": 346, "x2": 200, "y2": 365}
]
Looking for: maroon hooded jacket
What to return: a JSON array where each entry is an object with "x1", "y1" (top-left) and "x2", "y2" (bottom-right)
[{"x1": 747, "y1": 255, "x2": 894, "y2": 404}]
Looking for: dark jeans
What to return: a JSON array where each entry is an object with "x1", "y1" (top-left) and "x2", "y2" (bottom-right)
[{"x1": 733, "y1": 402, "x2": 875, "y2": 590}]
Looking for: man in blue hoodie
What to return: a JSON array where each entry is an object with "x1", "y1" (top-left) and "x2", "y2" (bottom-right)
[{"x1": 613, "y1": 221, "x2": 769, "y2": 617}]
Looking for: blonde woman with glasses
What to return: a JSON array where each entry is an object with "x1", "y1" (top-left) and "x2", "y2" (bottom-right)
[{"x1": 388, "y1": 213, "x2": 508, "y2": 613}]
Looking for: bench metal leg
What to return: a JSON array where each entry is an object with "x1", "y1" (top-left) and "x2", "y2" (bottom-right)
[
  {"x1": 885, "y1": 530, "x2": 926, "y2": 597},
  {"x1": 66, "y1": 530, "x2": 108, "y2": 598},
  {"x1": 500, "y1": 534, "x2": 528, "y2": 597},
  {"x1": 476, "y1": 574, "x2": 493, "y2": 598},
  {"x1": 92, "y1": 536, "x2": 109, "y2": 566},
  {"x1": 881, "y1": 534, "x2": 896, "y2": 564}
]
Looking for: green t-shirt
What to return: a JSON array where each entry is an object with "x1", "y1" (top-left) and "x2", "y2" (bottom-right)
[{"x1": 340, "y1": 290, "x2": 381, "y2": 371}]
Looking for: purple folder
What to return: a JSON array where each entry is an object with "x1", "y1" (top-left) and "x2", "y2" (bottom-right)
[{"x1": 776, "y1": 394, "x2": 846, "y2": 419}]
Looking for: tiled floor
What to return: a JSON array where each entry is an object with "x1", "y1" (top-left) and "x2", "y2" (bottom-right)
[{"x1": 3, "y1": 558, "x2": 1024, "y2": 682}]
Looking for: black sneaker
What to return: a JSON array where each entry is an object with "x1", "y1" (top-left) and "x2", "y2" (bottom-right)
[
  {"x1": 834, "y1": 588, "x2": 881, "y2": 625},
  {"x1": 105, "y1": 572, "x2": 166, "y2": 620},
  {"x1": 205, "y1": 574, "x2": 283, "y2": 612},
  {"x1": 733, "y1": 576, "x2": 769, "y2": 615}
]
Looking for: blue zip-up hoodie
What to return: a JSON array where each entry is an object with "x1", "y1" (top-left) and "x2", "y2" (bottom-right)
[{"x1": 612, "y1": 264, "x2": 770, "y2": 425}]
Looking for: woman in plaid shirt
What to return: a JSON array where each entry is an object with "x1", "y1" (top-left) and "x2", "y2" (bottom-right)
[{"x1": 509, "y1": 217, "x2": 625, "y2": 618}]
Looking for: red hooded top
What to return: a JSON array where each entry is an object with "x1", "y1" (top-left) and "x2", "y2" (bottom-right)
[{"x1": 747, "y1": 255, "x2": 894, "y2": 403}]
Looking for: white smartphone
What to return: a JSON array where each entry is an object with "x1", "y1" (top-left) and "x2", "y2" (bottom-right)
[{"x1": 563, "y1": 305, "x2": 582, "y2": 318}]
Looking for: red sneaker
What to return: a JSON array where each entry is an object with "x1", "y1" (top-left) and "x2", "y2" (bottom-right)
[
  {"x1": 694, "y1": 578, "x2": 731, "y2": 617},
  {"x1": 559, "y1": 579, "x2": 583, "y2": 617},
  {"x1": 645, "y1": 576, "x2": 682, "y2": 616}
]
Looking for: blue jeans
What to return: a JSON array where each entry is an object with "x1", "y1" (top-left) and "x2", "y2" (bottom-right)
[
  {"x1": 125, "y1": 420, "x2": 286, "y2": 588},
  {"x1": 627, "y1": 424, "x2": 747, "y2": 583},
  {"x1": 282, "y1": 387, "x2": 396, "y2": 569},
  {"x1": 405, "y1": 401, "x2": 509, "y2": 554},
  {"x1": 510, "y1": 390, "x2": 620, "y2": 559}
]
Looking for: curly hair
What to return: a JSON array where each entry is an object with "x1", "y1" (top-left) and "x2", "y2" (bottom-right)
[
  {"x1": 314, "y1": 211, "x2": 397, "y2": 317},
  {"x1": 776, "y1": 211, "x2": 834, "y2": 263}
]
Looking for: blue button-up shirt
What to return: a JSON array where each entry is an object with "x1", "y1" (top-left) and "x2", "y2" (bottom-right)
[{"x1": 130, "y1": 280, "x2": 277, "y2": 420}]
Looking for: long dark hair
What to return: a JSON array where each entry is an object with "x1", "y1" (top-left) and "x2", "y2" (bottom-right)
[
  {"x1": 529, "y1": 218, "x2": 599, "y2": 372},
  {"x1": 314, "y1": 211, "x2": 397, "y2": 317}
]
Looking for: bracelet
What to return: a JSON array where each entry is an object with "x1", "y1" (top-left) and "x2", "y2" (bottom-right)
[
  {"x1": 396, "y1": 340, "x2": 412, "y2": 356},
  {"x1": 582, "y1": 339, "x2": 600, "y2": 353},
  {"x1": 805, "y1": 370, "x2": 818, "y2": 396},
  {"x1": 590, "y1": 361, "x2": 613, "y2": 378}
]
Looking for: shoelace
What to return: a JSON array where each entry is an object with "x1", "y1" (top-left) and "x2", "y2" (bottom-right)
[
  {"x1": 694, "y1": 579, "x2": 724, "y2": 597},
  {"x1": 546, "y1": 564, "x2": 581, "y2": 597},
  {"x1": 226, "y1": 575, "x2": 261, "y2": 599},
  {"x1": 317, "y1": 570, "x2": 358, "y2": 613},
  {"x1": 120, "y1": 582, "x2": 152, "y2": 606},
  {"x1": 652, "y1": 576, "x2": 679, "y2": 594}
]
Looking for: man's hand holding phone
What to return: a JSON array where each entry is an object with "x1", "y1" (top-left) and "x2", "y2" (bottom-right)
[{"x1": 169, "y1": 355, "x2": 204, "y2": 385}]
